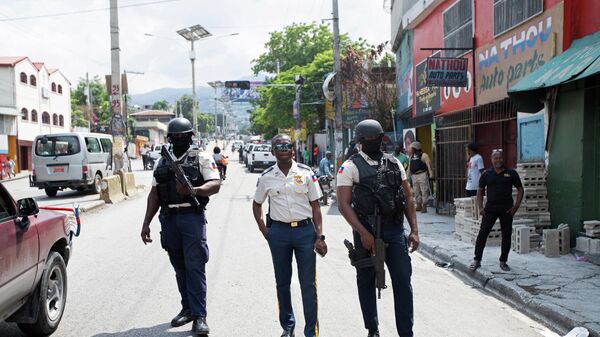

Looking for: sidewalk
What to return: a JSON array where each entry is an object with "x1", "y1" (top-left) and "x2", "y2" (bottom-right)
[
  {"x1": 0, "y1": 170, "x2": 30, "y2": 182},
  {"x1": 415, "y1": 211, "x2": 600, "y2": 337}
]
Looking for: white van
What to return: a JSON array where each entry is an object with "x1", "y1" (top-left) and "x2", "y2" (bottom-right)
[{"x1": 29, "y1": 132, "x2": 113, "y2": 197}]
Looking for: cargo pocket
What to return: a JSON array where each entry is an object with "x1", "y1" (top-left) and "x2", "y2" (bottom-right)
[{"x1": 200, "y1": 240, "x2": 210, "y2": 263}]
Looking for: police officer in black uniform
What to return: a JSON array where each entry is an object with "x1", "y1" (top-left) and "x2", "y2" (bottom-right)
[
  {"x1": 141, "y1": 117, "x2": 221, "y2": 337},
  {"x1": 337, "y1": 119, "x2": 419, "y2": 337}
]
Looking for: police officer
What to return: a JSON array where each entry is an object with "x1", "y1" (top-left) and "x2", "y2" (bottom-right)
[
  {"x1": 252, "y1": 134, "x2": 327, "y2": 337},
  {"x1": 337, "y1": 119, "x2": 419, "y2": 337},
  {"x1": 408, "y1": 141, "x2": 433, "y2": 213},
  {"x1": 140, "y1": 117, "x2": 221, "y2": 337}
]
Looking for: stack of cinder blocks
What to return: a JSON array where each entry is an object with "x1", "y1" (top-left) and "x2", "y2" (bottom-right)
[
  {"x1": 454, "y1": 196, "x2": 501, "y2": 246},
  {"x1": 514, "y1": 162, "x2": 552, "y2": 231},
  {"x1": 576, "y1": 220, "x2": 600, "y2": 255}
]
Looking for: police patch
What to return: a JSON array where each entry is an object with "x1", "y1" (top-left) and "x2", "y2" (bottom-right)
[{"x1": 294, "y1": 175, "x2": 303, "y2": 185}]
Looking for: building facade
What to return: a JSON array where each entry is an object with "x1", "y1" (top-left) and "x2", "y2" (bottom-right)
[
  {"x1": 130, "y1": 109, "x2": 174, "y2": 146},
  {"x1": 0, "y1": 57, "x2": 71, "y2": 172}
]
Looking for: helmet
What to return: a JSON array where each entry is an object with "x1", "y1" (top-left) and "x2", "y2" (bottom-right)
[
  {"x1": 354, "y1": 119, "x2": 384, "y2": 142},
  {"x1": 411, "y1": 141, "x2": 422, "y2": 151},
  {"x1": 167, "y1": 117, "x2": 193, "y2": 135}
]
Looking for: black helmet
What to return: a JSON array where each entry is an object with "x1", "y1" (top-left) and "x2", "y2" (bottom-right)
[
  {"x1": 354, "y1": 119, "x2": 384, "y2": 142},
  {"x1": 167, "y1": 117, "x2": 193, "y2": 135}
]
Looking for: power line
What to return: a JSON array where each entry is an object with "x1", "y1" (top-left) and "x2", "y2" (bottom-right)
[{"x1": 0, "y1": 0, "x2": 185, "y2": 22}]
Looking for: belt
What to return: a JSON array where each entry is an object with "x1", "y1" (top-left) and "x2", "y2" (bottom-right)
[
  {"x1": 272, "y1": 219, "x2": 312, "y2": 228},
  {"x1": 412, "y1": 170, "x2": 427, "y2": 175},
  {"x1": 163, "y1": 207, "x2": 199, "y2": 214}
]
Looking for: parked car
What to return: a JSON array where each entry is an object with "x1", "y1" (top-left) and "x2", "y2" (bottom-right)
[
  {"x1": 148, "y1": 144, "x2": 164, "y2": 161},
  {"x1": 0, "y1": 182, "x2": 76, "y2": 335},
  {"x1": 30, "y1": 133, "x2": 113, "y2": 197},
  {"x1": 242, "y1": 143, "x2": 256, "y2": 166},
  {"x1": 230, "y1": 140, "x2": 244, "y2": 152},
  {"x1": 247, "y1": 144, "x2": 276, "y2": 173}
]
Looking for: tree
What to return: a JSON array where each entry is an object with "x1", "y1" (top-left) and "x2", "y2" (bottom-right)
[
  {"x1": 197, "y1": 113, "x2": 215, "y2": 134},
  {"x1": 70, "y1": 75, "x2": 110, "y2": 127},
  {"x1": 175, "y1": 94, "x2": 195, "y2": 121},
  {"x1": 152, "y1": 100, "x2": 170, "y2": 111}
]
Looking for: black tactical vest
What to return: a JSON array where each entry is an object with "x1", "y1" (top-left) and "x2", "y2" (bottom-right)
[
  {"x1": 409, "y1": 151, "x2": 427, "y2": 174},
  {"x1": 351, "y1": 153, "x2": 406, "y2": 225},
  {"x1": 153, "y1": 148, "x2": 209, "y2": 212}
]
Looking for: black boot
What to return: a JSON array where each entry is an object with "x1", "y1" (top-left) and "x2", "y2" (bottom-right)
[
  {"x1": 192, "y1": 317, "x2": 210, "y2": 336},
  {"x1": 170, "y1": 310, "x2": 193, "y2": 327},
  {"x1": 280, "y1": 328, "x2": 295, "y2": 337},
  {"x1": 367, "y1": 329, "x2": 380, "y2": 337}
]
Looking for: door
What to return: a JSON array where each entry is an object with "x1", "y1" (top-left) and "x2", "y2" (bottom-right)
[
  {"x1": 518, "y1": 115, "x2": 545, "y2": 162},
  {"x1": 19, "y1": 146, "x2": 29, "y2": 171},
  {"x1": 0, "y1": 187, "x2": 39, "y2": 317},
  {"x1": 33, "y1": 135, "x2": 83, "y2": 182}
]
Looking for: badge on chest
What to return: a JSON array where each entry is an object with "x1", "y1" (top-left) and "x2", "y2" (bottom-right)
[{"x1": 294, "y1": 175, "x2": 303, "y2": 185}]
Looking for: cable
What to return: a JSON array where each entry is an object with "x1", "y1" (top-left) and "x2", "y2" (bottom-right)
[{"x1": 0, "y1": 0, "x2": 185, "y2": 22}]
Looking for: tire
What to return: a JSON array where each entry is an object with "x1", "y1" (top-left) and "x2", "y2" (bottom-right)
[
  {"x1": 89, "y1": 173, "x2": 102, "y2": 194},
  {"x1": 248, "y1": 165, "x2": 254, "y2": 173},
  {"x1": 18, "y1": 252, "x2": 67, "y2": 336},
  {"x1": 44, "y1": 187, "x2": 58, "y2": 198}
]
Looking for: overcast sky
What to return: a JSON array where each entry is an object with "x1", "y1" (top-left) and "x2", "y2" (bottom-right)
[{"x1": 0, "y1": 0, "x2": 391, "y2": 94}]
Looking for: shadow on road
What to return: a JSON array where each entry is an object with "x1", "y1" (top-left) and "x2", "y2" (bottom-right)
[{"x1": 92, "y1": 323, "x2": 194, "y2": 337}]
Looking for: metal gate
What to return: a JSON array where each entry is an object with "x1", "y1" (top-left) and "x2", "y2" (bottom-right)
[{"x1": 435, "y1": 109, "x2": 472, "y2": 212}]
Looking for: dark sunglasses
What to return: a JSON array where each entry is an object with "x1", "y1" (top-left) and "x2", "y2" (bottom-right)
[{"x1": 274, "y1": 143, "x2": 293, "y2": 151}]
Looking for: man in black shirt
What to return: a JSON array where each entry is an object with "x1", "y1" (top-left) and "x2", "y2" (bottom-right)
[{"x1": 469, "y1": 149, "x2": 524, "y2": 272}]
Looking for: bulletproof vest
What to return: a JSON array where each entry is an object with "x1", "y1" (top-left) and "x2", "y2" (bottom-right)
[
  {"x1": 351, "y1": 153, "x2": 406, "y2": 222},
  {"x1": 409, "y1": 151, "x2": 427, "y2": 174},
  {"x1": 153, "y1": 148, "x2": 209, "y2": 211}
]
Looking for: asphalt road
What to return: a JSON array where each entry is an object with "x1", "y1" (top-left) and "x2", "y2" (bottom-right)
[{"x1": 1, "y1": 149, "x2": 560, "y2": 337}]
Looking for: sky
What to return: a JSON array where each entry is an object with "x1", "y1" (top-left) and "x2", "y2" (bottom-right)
[{"x1": 0, "y1": 0, "x2": 392, "y2": 94}]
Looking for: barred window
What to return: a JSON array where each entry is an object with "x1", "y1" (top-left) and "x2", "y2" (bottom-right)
[
  {"x1": 443, "y1": 0, "x2": 473, "y2": 58},
  {"x1": 494, "y1": 0, "x2": 543, "y2": 36}
]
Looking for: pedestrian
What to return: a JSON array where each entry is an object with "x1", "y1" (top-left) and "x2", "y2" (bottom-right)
[
  {"x1": 312, "y1": 144, "x2": 319, "y2": 167},
  {"x1": 470, "y1": 149, "x2": 523, "y2": 272},
  {"x1": 6, "y1": 157, "x2": 15, "y2": 178},
  {"x1": 303, "y1": 146, "x2": 310, "y2": 166},
  {"x1": 393, "y1": 144, "x2": 409, "y2": 172},
  {"x1": 336, "y1": 119, "x2": 419, "y2": 337},
  {"x1": 213, "y1": 146, "x2": 228, "y2": 180},
  {"x1": 252, "y1": 134, "x2": 327, "y2": 337},
  {"x1": 140, "y1": 117, "x2": 221, "y2": 337},
  {"x1": 140, "y1": 144, "x2": 149, "y2": 170},
  {"x1": 465, "y1": 142, "x2": 484, "y2": 197},
  {"x1": 316, "y1": 151, "x2": 334, "y2": 178},
  {"x1": 408, "y1": 141, "x2": 434, "y2": 213}
]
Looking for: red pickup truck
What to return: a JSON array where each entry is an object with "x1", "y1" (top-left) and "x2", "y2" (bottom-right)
[{"x1": 0, "y1": 182, "x2": 77, "y2": 336}]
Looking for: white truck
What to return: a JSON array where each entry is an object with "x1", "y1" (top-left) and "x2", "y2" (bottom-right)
[{"x1": 247, "y1": 144, "x2": 276, "y2": 173}]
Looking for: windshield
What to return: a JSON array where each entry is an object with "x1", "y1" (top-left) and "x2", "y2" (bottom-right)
[
  {"x1": 253, "y1": 145, "x2": 271, "y2": 152},
  {"x1": 35, "y1": 136, "x2": 81, "y2": 157}
]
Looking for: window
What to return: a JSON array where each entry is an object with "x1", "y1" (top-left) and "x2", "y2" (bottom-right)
[
  {"x1": 31, "y1": 109, "x2": 38, "y2": 122},
  {"x1": 85, "y1": 137, "x2": 102, "y2": 153},
  {"x1": 35, "y1": 135, "x2": 81, "y2": 157},
  {"x1": 100, "y1": 138, "x2": 113, "y2": 153},
  {"x1": 30, "y1": 75, "x2": 37, "y2": 87},
  {"x1": 20, "y1": 72, "x2": 27, "y2": 84},
  {"x1": 21, "y1": 108, "x2": 28, "y2": 121},
  {"x1": 494, "y1": 0, "x2": 543, "y2": 36},
  {"x1": 52, "y1": 113, "x2": 58, "y2": 125},
  {"x1": 57, "y1": 84, "x2": 63, "y2": 94},
  {"x1": 42, "y1": 111, "x2": 50, "y2": 124},
  {"x1": 443, "y1": 0, "x2": 473, "y2": 57},
  {"x1": 59, "y1": 115, "x2": 64, "y2": 127},
  {"x1": 51, "y1": 82, "x2": 56, "y2": 92}
]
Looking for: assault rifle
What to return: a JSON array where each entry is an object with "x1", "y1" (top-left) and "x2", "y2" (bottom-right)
[{"x1": 160, "y1": 145, "x2": 200, "y2": 210}]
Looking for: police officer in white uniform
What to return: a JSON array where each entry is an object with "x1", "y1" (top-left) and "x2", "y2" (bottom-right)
[{"x1": 252, "y1": 134, "x2": 327, "y2": 337}]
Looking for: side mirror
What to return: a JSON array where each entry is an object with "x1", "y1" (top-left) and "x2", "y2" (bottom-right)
[{"x1": 17, "y1": 198, "x2": 39, "y2": 217}]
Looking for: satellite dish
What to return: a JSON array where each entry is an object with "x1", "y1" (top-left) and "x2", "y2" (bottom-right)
[{"x1": 322, "y1": 72, "x2": 336, "y2": 101}]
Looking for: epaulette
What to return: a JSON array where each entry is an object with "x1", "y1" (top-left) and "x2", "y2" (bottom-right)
[
  {"x1": 297, "y1": 163, "x2": 312, "y2": 171},
  {"x1": 261, "y1": 166, "x2": 275, "y2": 176}
]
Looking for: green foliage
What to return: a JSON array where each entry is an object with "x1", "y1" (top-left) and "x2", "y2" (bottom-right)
[
  {"x1": 197, "y1": 113, "x2": 215, "y2": 133},
  {"x1": 70, "y1": 75, "x2": 110, "y2": 126},
  {"x1": 152, "y1": 100, "x2": 170, "y2": 111},
  {"x1": 175, "y1": 94, "x2": 194, "y2": 121}
]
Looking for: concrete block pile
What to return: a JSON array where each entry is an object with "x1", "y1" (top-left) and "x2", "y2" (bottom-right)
[
  {"x1": 514, "y1": 162, "x2": 552, "y2": 230},
  {"x1": 454, "y1": 197, "x2": 501, "y2": 246},
  {"x1": 576, "y1": 220, "x2": 600, "y2": 254}
]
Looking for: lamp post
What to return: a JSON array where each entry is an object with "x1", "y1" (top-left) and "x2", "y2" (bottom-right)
[
  {"x1": 177, "y1": 24, "x2": 212, "y2": 134},
  {"x1": 207, "y1": 80, "x2": 223, "y2": 137}
]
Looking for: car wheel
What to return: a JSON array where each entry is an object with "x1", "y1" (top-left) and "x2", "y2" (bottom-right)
[
  {"x1": 18, "y1": 252, "x2": 67, "y2": 336},
  {"x1": 90, "y1": 173, "x2": 102, "y2": 194},
  {"x1": 44, "y1": 187, "x2": 58, "y2": 198}
]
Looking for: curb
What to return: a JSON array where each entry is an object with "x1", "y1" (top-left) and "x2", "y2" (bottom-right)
[
  {"x1": 80, "y1": 200, "x2": 106, "y2": 213},
  {"x1": 0, "y1": 174, "x2": 29, "y2": 183},
  {"x1": 419, "y1": 240, "x2": 600, "y2": 337}
]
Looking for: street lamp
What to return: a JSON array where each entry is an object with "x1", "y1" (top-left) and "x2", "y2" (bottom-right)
[
  {"x1": 177, "y1": 24, "x2": 212, "y2": 134},
  {"x1": 207, "y1": 80, "x2": 223, "y2": 137}
]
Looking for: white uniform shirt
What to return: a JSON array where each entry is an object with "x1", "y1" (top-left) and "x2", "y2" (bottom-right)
[
  {"x1": 466, "y1": 153, "x2": 485, "y2": 190},
  {"x1": 151, "y1": 149, "x2": 220, "y2": 188},
  {"x1": 336, "y1": 151, "x2": 407, "y2": 187},
  {"x1": 254, "y1": 161, "x2": 322, "y2": 223}
]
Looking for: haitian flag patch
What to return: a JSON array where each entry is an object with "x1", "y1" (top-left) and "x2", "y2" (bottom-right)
[
  {"x1": 338, "y1": 166, "x2": 345, "y2": 174},
  {"x1": 311, "y1": 174, "x2": 318, "y2": 182},
  {"x1": 211, "y1": 162, "x2": 218, "y2": 170}
]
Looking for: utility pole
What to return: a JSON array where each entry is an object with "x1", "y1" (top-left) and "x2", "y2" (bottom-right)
[
  {"x1": 190, "y1": 40, "x2": 197, "y2": 133},
  {"x1": 332, "y1": 0, "x2": 343, "y2": 168},
  {"x1": 109, "y1": 0, "x2": 127, "y2": 171}
]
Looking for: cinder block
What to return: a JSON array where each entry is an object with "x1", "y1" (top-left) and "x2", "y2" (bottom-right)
[
  {"x1": 558, "y1": 225, "x2": 570, "y2": 255},
  {"x1": 543, "y1": 229, "x2": 560, "y2": 258},
  {"x1": 576, "y1": 237, "x2": 591, "y2": 253},
  {"x1": 590, "y1": 239, "x2": 600, "y2": 255},
  {"x1": 514, "y1": 226, "x2": 530, "y2": 254}
]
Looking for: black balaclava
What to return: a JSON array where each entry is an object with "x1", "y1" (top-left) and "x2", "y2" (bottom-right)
[
  {"x1": 171, "y1": 134, "x2": 192, "y2": 157},
  {"x1": 361, "y1": 135, "x2": 383, "y2": 160}
]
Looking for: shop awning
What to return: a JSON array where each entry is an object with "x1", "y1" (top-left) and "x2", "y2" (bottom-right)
[{"x1": 508, "y1": 30, "x2": 600, "y2": 112}]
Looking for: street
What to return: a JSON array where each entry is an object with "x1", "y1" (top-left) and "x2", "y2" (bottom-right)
[{"x1": 0, "y1": 155, "x2": 559, "y2": 337}]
